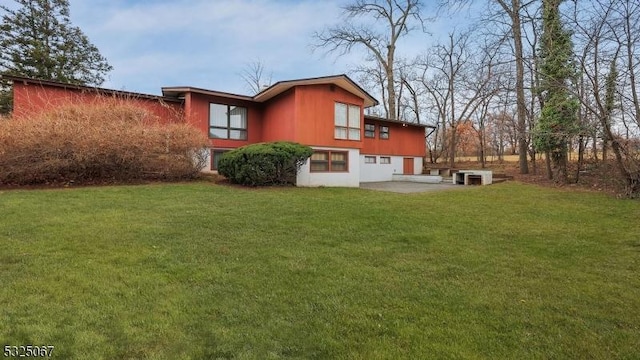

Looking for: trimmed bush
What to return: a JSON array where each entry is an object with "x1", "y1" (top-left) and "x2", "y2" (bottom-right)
[
  {"x1": 0, "y1": 100, "x2": 209, "y2": 185},
  {"x1": 218, "y1": 142, "x2": 313, "y2": 186}
]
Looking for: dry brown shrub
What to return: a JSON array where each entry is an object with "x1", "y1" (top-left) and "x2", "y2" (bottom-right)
[{"x1": 0, "y1": 99, "x2": 208, "y2": 185}]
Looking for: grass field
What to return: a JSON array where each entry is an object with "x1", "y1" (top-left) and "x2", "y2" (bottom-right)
[{"x1": 1, "y1": 182, "x2": 639, "y2": 359}]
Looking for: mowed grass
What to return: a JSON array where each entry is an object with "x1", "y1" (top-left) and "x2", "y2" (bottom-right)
[{"x1": 1, "y1": 182, "x2": 639, "y2": 359}]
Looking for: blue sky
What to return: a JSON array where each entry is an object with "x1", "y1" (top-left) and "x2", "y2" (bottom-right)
[{"x1": 62, "y1": 0, "x2": 472, "y2": 96}]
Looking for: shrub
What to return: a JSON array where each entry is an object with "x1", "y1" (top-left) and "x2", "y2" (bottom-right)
[
  {"x1": 218, "y1": 142, "x2": 313, "y2": 186},
  {"x1": 0, "y1": 100, "x2": 209, "y2": 185}
]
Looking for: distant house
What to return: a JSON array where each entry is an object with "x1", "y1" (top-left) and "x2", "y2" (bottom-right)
[{"x1": 5, "y1": 74, "x2": 429, "y2": 187}]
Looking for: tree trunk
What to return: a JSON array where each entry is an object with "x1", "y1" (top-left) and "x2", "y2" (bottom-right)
[
  {"x1": 511, "y1": 0, "x2": 529, "y2": 174},
  {"x1": 387, "y1": 45, "x2": 397, "y2": 120},
  {"x1": 602, "y1": 116, "x2": 640, "y2": 197},
  {"x1": 545, "y1": 151, "x2": 552, "y2": 180},
  {"x1": 575, "y1": 135, "x2": 585, "y2": 183},
  {"x1": 449, "y1": 126, "x2": 457, "y2": 168},
  {"x1": 531, "y1": 150, "x2": 537, "y2": 175},
  {"x1": 551, "y1": 150, "x2": 568, "y2": 183},
  {"x1": 479, "y1": 132, "x2": 486, "y2": 168}
]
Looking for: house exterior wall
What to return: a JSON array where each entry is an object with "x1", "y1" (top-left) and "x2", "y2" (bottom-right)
[
  {"x1": 198, "y1": 148, "x2": 213, "y2": 172},
  {"x1": 185, "y1": 92, "x2": 262, "y2": 149},
  {"x1": 11, "y1": 81, "x2": 183, "y2": 122},
  {"x1": 9, "y1": 76, "x2": 428, "y2": 187},
  {"x1": 359, "y1": 155, "x2": 422, "y2": 182},
  {"x1": 261, "y1": 89, "x2": 296, "y2": 142},
  {"x1": 293, "y1": 85, "x2": 365, "y2": 149},
  {"x1": 296, "y1": 147, "x2": 360, "y2": 187},
  {"x1": 413, "y1": 156, "x2": 423, "y2": 175},
  {"x1": 362, "y1": 118, "x2": 425, "y2": 157}
]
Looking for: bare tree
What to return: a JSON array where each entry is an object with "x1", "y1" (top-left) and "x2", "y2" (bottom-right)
[
  {"x1": 240, "y1": 59, "x2": 272, "y2": 94},
  {"x1": 470, "y1": 42, "x2": 508, "y2": 168},
  {"x1": 494, "y1": 0, "x2": 532, "y2": 174},
  {"x1": 572, "y1": 0, "x2": 640, "y2": 196},
  {"x1": 352, "y1": 62, "x2": 389, "y2": 117},
  {"x1": 419, "y1": 30, "x2": 499, "y2": 167},
  {"x1": 313, "y1": 0, "x2": 425, "y2": 119},
  {"x1": 444, "y1": 0, "x2": 534, "y2": 173}
]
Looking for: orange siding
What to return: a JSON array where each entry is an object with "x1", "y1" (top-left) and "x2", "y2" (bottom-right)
[
  {"x1": 261, "y1": 89, "x2": 296, "y2": 142},
  {"x1": 293, "y1": 85, "x2": 364, "y2": 149},
  {"x1": 12, "y1": 82, "x2": 183, "y2": 123},
  {"x1": 186, "y1": 92, "x2": 262, "y2": 149},
  {"x1": 11, "y1": 78, "x2": 426, "y2": 158},
  {"x1": 362, "y1": 119, "x2": 426, "y2": 157}
]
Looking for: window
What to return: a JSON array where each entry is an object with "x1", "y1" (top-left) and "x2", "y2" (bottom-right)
[
  {"x1": 364, "y1": 123, "x2": 375, "y2": 138},
  {"x1": 364, "y1": 156, "x2": 376, "y2": 164},
  {"x1": 335, "y1": 102, "x2": 361, "y2": 140},
  {"x1": 380, "y1": 126, "x2": 389, "y2": 139},
  {"x1": 310, "y1": 151, "x2": 348, "y2": 172},
  {"x1": 211, "y1": 150, "x2": 229, "y2": 170},
  {"x1": 209, "y1": 103, "x2": 247, "y2": 140},
  {"x1": 380, "y1": 156, "x2": 391, "y2": 164}
]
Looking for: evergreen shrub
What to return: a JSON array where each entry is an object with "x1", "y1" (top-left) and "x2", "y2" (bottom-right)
[{"x1": 217, "y1": 142, "x2": 313, "y2": 186}]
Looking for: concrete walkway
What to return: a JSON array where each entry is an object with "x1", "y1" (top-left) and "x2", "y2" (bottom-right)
[{"x1": 359, "y1": 181, "x2": 465, "y2": 194}]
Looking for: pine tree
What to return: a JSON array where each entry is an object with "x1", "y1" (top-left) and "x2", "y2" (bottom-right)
[
  {"x1": 0, "y1": 0, "x2": 112, "y2": 113},
  {"x1": 533, "y1": 0, "x2": 578, "y2": 183}
]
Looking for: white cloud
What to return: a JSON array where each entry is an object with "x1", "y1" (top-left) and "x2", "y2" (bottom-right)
[
  {"x1": 64, "y1": 0, "x2": 465, "y2": 96},
  {"x1": 68, "y1": 0, "x2": 357, "y2": 94}
]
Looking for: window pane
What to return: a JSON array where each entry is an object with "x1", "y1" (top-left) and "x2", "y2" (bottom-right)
[
  {"x1": 349, "y1": 128, "x2": 360, "y2": 140},
  {"x1": 310, "y1": 162, "x2": 329, "y2": 171},
  {"x1": 331, "y1": 152, "x2": 348, "y2": 171},
  {"x1": 365, "y1": 123, "x2": 375, "y2": 138},
  {"x1": 348, "y1": 105, "x2": 360, "y2": 128},
  {"x1": 209, "y1": 128, "x2": 228, "y2": 139},
  {"x1": 335, "y1": 103, "x2": 347, "y2": 126},
  {"x1": 311, "y1": 152, "x2": 329, "y2": 172},
  {"x1": 311, "y1": 152, "x2": 328, "y2": 161},
  {"x1": 365, "y1": 156, "x2": 376, "y2": 164},
  {"x1": 335, "y1": 127, "x2": 348, "y2": 139},
  {"x1": 331, "y1": 162, "x2": 347, "y2": 171},
  {"x1": 229, "y1": 129, "x2": 247, "y2": 140},
  {"x1": 380, "y1": 157, "x2": 391, "y2": 164},
  {"x1": 380, "y1": 126, "x2": 389, "y2": 139},
  {"x1": 229, "y1": 106, "x2": 247, "y2": 129},
  {"x1": 212, "y1": 150, "x2": 228, "y2": 170},
  {"x1": 210, "y1": 104, "x2": 227, "y2": 127}
]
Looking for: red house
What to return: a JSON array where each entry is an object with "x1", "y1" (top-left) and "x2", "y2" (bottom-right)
[{"x1": 5, "y1": 74, "x2": 429, "y2": 187}]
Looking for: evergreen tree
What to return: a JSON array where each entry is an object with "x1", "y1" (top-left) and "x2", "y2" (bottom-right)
[
  {"x1": 533, "y1": 0, "x2": 578, "y2": 183},
  {"x1": 0, "y1": 0, "x2": 112, "y2": 113}
]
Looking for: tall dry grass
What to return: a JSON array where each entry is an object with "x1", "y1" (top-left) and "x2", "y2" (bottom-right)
[{"x1": 0, "y1": 100, "x2": 208, "y2": 185}]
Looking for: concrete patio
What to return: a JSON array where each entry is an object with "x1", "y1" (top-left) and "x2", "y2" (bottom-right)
[{"x1": 359, "y1": 181, "x2": 466, "y2": 194}]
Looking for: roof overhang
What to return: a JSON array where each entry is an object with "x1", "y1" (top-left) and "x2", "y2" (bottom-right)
[
  {"x1": 4, "y1": 74, "x2": 380, "y2": 109},
  {"x1": 364, "y1": 114, "x2": 435, "y2": 128},
  {"x1": 161, "y1": 86, "x2": 254, "y2": 102},
  {"x1": 254, "y1": 74, "x2": 379, "y2": 108},
  {"x1": 2, "y1": 75, "x2": 183, "y2": 103}
]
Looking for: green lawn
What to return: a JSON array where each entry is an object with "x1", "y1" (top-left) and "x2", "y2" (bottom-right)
[{"x1": 1, "y1": 182, "x2": 639, "y2": 359}]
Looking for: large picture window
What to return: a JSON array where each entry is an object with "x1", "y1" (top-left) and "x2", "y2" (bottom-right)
[
  {"x1": 209, "y1": 103, "x2": 247, "y2": 140},
  {"x1": 334, "y1": 102, "x2": 361, "y2": 140},
  {"x1": 310, "y1": 151, "x2": 348, "y2": 172}
]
